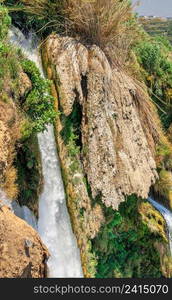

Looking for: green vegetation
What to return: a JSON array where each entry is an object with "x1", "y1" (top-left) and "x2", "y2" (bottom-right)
[
  {"x1": 4, "y1": 0, "x2": 64, "y2": 37},
  {"x1": 135, "y1": 37, "x2": 172, "y2": 129},
  {"x1": 0, "y1": 5, "x2": 56, "y2": 210},
  {"x1": 1, "y1": 0, "x2": 172, "y2": 279},
  {"x1": 92, "y1": 195, "x2": 163, "y2": 278},
  {"x1": 0, "y1": 42, "x2": 20, "y2": 92},
  {"x1": 0, "y1": 4, "x2": 57, "y2": 139},
  {"x1": 134, "y1": 35, "x2": 172, "y2": 208},
  {"x1": 21, "y1": 59, "x2": 57, "y2": 136},
  {"x1": 14, "y1": 135, "x2": 42, "y2": 216},
  {"x1": 0, "y1": 5, "x2": 11, "y2": 40},
  {"x1": 0, "y1": 5, "x2": 20, "y2": 92},
  {"x1": 60, "y1": 101, "x2": 82, "y2": 147}
]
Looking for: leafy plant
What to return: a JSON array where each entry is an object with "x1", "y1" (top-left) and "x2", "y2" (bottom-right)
[
  {"x1": 21, "y1": 59, "x2": 57, "y2": 134},
  {"x1": 135, "y1": 38, "x2": 172, "y2": 129},
  {"x1": 92, "y1": 195, "x2": 163, "y2": 278},
  {"x1": 14, "y1": 135, "x2": 42, "y2": 216}
]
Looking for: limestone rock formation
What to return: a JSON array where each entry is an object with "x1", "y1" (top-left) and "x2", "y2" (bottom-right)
[
  {"x1": 0, "y1": 204, "x2": 49, "y2": 278},
  {"x1": 43, "y1": 35, "x2": 158, "y2": 209}
]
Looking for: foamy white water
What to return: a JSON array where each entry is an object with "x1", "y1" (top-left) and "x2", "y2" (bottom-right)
[
  {"x1": 148, "y1": 197, "x2": 172, "y2": 255},
  {"x1": 9, "y1": 27, "x2": 83, "y2": 278},
  {"x1": 38, "y1": 125, "x2": 83, "y2": 277}
]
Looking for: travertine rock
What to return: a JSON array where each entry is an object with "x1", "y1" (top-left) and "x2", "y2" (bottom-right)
[
  {"x1": 0, "y1": 204, "x2": 49, "y2": 278},
  {"x1": 44, "y1": 34, "x2": 158, "y2": 209}
]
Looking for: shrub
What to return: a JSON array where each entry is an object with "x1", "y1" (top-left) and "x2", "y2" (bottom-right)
[
  {"x1": 92, "y1": 195, "x2": 163, "y2": 278},
  {"x1": 135, "y1": 38, "x2": 172, "y2": 129},
  {"x1": 21, "y1": 59, "x2": 57, "y2": 134},
  {"x1": 14, "y1": 135, "x2": 42, "y2": 216}
]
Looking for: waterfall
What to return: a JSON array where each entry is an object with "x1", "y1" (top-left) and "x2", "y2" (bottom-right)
[
  {"x1": 9, "y1": 27, "x2": 83, "y2": 278},
  {"x1": 148, "y1": 197, "x2": 172, "y2": 255}
]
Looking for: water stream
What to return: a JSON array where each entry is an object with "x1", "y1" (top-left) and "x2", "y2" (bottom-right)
[
  {"x1": 148, "y1": 196, "x2": 172, "y2": 255},
  {"x1": 9, "y1": 27, "x2": 83, "y2": 278}
]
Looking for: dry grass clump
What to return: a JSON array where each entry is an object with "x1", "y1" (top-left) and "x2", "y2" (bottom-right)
[
  {"x1": 64, "y1": 0, "x2": 140, "y2": 65},
  {"x1": 18, "y1": 0, "x2": 140, "y2": 66},
  {"x1": 65, "y1": 2, "x2": 135, "y2": 40}
]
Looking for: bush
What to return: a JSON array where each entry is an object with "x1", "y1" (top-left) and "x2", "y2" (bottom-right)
[
  {"x1": 135, "y1": 38, "x2": 172, "y2": 129},
  {"x1": 92, "y1": 195, "x2": 163, "y2": 278},
  {"x1": 21, "y1": 59, "x2": 57, "y2": 134}
]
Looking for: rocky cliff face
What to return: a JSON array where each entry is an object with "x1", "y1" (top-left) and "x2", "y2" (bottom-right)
[
  {"x1": 0, "y1": 204, "x2": 49, "y2": 278},
  {"x1": 43, "y1": 35, "x2": 158, "y2": 209},
  {"x1": 41, "y1": 34, "x2": 164, "y2": 277}
]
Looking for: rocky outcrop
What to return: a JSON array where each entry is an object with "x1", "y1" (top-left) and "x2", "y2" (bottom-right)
[
  {"x1": 43, "y1": 35, "x2": 159, "y2": 209},
  {"x1": 0, "y1": 69, "x2": 32, "y2": 199},
  {"x1": 0, "y1": 204, "x2": 49, "y2": 278}
]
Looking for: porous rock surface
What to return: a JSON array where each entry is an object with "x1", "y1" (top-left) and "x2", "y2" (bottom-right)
[
  {"x1": 0, "y1": 204, "x2": 49, "y2": 278},
  {"x1": 44, "y1": 35, "x2": 158, "y2": 209}
]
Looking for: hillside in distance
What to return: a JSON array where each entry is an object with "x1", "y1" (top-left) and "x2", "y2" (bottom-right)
[{"x1": 140, "y1": 17, "x2": 172, "y2": 43}]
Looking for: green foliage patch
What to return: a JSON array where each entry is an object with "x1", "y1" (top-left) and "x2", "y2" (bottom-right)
[
  {"x1": 135, "y1": 37, "x2": 172, "y2": 129},
  {"x1": 92, "y1": 195, "x2": 163, "y2": 278},
  {"x1": 21, "y1": 59, "x2": 57, "y2": 136},
  {"x1": 14, "y1": 135, "x2": 42, "y2": 216}
]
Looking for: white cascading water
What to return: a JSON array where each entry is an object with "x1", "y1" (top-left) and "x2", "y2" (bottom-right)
[
  {"x1": 148, "y1": 197, "x2": 172, "y2": 255},
  {"x1": 8, "y1": 27, "x2": 83, "y2": 277}
]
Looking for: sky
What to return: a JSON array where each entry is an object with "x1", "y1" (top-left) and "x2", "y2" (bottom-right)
[{"x1": 132, "y1": 0, "x2": 172, "y2": 17}]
